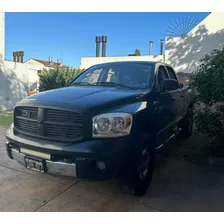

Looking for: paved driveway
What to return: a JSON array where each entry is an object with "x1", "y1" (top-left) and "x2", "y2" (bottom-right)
[{"x1": 1, "y1": 127, "x2": 224, "y2": 212}]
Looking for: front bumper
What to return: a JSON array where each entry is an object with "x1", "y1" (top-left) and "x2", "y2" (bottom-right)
[
  {"x1": 8, "y1": 145, "x2": 77, "y2": 178},
  {"x1": 5, "y1": 126, "x2": 131, "y2": 180}
]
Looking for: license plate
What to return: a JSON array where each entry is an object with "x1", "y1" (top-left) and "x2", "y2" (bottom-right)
[{"x1": 25, "y1": 157, "x2": 45, "y2": 173}]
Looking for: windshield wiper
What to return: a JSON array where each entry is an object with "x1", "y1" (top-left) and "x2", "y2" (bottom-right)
[
  {"x1": 70, "y1": 82, "x2": 93, "y2": 86},
  {"x1": 92, "y1": 82, "x2": 134, "y2": 89}
]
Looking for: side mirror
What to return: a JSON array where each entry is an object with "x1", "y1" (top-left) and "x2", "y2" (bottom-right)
[
  {"x1": 180, "y1": 83, "x2": 184, "y2": 88},
  {"x1": 162, "y1": 79, "x2": 180, "y2": 92}
]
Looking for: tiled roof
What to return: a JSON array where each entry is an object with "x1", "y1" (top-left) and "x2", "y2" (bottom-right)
[{"x1": 32, "y1": 59, "x2": 62, "y2": 67}]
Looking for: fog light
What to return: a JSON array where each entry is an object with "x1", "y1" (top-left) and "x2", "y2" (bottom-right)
[{"x1": 96, "y1": 161, "x2": 106, "y2": 171}]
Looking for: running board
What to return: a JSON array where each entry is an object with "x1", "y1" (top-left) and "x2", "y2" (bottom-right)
[
  {"x1": 155, "y1": 128, "x2": 181, "y2": 152},
  {"x1": 155, "y1": 143, "x2": 164, "y2": 151}
]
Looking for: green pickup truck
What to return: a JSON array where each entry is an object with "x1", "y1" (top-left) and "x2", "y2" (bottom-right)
[{"x1": 5, "y1": 61, "x2": 195, "y2": 196}]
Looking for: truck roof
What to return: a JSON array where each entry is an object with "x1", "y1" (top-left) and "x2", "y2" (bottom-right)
[
  {"x1": 93, "y1": 61, "x2": 172, "y2": 67},
  {"x1": 94, "y1": 61, "x2": 158, "y2": 66}
]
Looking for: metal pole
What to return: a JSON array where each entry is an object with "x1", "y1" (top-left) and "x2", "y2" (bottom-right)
[
  {"x1": 149, "y1": 41, "x2": 153, "y2": 55},
  {"x1": 160, "y1": 39, "x2": 164, "y2": 55},
  {"x1": 102, "y1": 35, "x2": 107, "y2": 57},
  {"x1": 95, "y1": 36, "x2": 101, "y2": 57}
]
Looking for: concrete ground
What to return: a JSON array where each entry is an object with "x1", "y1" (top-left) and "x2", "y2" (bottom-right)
[{"x1": 1, "y1": 127, "x2": 224, "y2": 212}]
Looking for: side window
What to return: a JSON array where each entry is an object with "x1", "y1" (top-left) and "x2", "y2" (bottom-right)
[
  {"x1": 157, "y1": 66, "x2": 169, "y2": 91},
  {"x1": 166, "y1": 66, "x2": 178, "y2": 81}
]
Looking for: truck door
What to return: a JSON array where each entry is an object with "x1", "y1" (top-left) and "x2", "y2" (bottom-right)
[
  {"x1": 153, "y1": 65, "x2": 176, "y2": 146},
  {"x1": 166, "y1": 66, "x2": 185, "y2": 121}
]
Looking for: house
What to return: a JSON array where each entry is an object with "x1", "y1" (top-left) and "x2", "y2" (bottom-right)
[
  {"x1": 24, "y1": 57, "x2": 64, "y2": 95},
  {"x1": 25, "y1": 58, "x2": 64, "y2": 69},
  {"x1": 81, "y1": 13, "x2": 224, "y2": 75},
  {"x1": 165, "y1": 12, "x2": 224, "y2": 74}
]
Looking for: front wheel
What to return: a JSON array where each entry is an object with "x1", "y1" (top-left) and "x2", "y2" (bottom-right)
[{"x1": 116, "y1": 136, "x2": 155, "y2": 196}]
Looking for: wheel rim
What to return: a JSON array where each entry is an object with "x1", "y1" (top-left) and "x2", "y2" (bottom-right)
[{"x1": 138, "y1": 148, "x2": 150, "y2": 181}]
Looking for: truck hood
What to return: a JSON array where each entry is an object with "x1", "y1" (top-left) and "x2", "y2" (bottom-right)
[{"x1": 19, "y1": 86, "x2": 148, "y2": 114}]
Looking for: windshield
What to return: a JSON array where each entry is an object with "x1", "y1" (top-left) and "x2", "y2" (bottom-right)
[{"x1": 70, "y1": 62, "x2": 154, "y2": 89}]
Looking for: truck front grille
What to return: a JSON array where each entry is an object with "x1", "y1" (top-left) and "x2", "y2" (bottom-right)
[
  {"x1": 45, "y1": 123, "x2": 83, "y2": 140},
  {"x1": 14, "y1": 107, "x2": 83, "y2": 142},
  {"x1": 16, "y1": 118, "x2": 39, "y2": 135}
]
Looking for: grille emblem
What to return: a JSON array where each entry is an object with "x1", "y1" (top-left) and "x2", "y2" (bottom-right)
[
  {"x1": 38, "y1": 119, "x2": 43, "y2": 124},
  {"x1": 22, "y1": 110, "x2": 30, "y2": 118}
]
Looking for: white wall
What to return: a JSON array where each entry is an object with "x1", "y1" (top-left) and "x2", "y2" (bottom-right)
[
  {"x1": 0, "y1": 59, "x2": 52, "y2": 110},
  {"x1": 0, "y1": 61, "x2": 29, "y2": 110},
  {"x1": 165, "y1": 12, "x2": 224, "y2": 73},
  {"x1": 0, "y1": 12, "x2": 5, "y2": 61},
  {"x1": 25, "y1": 59, "x2": 49, "y2": 84},
  {"x1": 80, "y1": 55, "x2": 164, "y2": 69}
]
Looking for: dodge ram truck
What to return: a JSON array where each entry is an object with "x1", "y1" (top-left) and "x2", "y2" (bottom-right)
[{"x1": 5, "y1": 61, "x2": 195, "y2": 196}]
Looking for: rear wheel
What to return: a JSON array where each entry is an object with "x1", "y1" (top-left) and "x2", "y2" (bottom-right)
[
  {"x1": 180, "y1": 108, "x2": 193, "y2": 139},
  {"x1": 116, "y1": 135, "x2": 155, "y2": 196}
]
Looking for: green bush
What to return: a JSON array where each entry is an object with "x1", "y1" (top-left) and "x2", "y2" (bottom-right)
[
  {"x1": 191, "y1": 47, "x2": 224, "y2": 139},
  {"x1": 134, "y1": 49, "x2": 141, "y2": 56},
  {"x1": 38, "y1": 67, "x2": 84, "y2": 92}
]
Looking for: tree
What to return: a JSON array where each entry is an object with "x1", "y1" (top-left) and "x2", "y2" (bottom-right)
[
  {"x1": 190, "y1": 47, "x2": 224, "y2": 139},
  {"x1": 38, "y1": 67, "x2": 84, "y2": 92},
  {"x1": 134, "y1": 49, "x2": 141, "y2": 56}
]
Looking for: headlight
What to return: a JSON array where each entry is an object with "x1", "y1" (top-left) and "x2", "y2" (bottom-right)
[{"x1": 93, "y1": 113, "x2": 132, "y2": 138}]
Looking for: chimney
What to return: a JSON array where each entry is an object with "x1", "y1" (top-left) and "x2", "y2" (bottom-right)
[
  {"x1": 21, "y1": 51, "x2": 24, "y2": 63},
  {"x1": 48, "y1": 56, "x2": 52, "y2": 63},
  {"x1": 18, "y1": 51, "x2": 21, "y2": 62},
  {"x1": 160, "y1": 39, "x2": 164, "y2": 55},
  {"x1": 102, "y1": 35, "x2": 107, "y2": 57},
  {"x1": 16, "y1": 51, "x2": 19, "y2": 62},
  {"x1": 95, "y1": 36, "x2": 101, "y2": 57},
  {"x1": 149, "y1": 41, "x2": 153, "y2": 55},
  {"x1": 13, "y1": 52, "x2": 16, "y2": 62},
  {"x1": 57, "y1": 58, "x2": 63, "y2": 67},
  {"x1": 18, "y1": 51, "x2": 23, "y2": 63},
  {"x1": 13, "y1": 51, "x2": 24, "y2": 62}
]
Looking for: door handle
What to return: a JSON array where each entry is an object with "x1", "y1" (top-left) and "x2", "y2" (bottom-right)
[
  {"x1": 153, "y1": 101, "x2": 162, "y2": 114},
  {"x1": 171, "y1": 96, "x2": 176, "y2": 101},
  {"x1": 153, "y1": 101, "x2": 159, "y2": 107},
  {"x1": 180, "y1": 95, "x2": 184, "y2": 98}
]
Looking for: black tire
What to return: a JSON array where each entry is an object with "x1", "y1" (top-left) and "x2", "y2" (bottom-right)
[
  {"x1": 115, "y1": 135, "x2": 155, "y2": 197},
  {"x1": 180, "y1": 108, "x2": 193, "y2": 139}
]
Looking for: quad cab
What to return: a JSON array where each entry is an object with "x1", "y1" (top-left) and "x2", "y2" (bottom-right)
[{"x1": 5, "y1": 61, "x2": 195, "y2": 196}]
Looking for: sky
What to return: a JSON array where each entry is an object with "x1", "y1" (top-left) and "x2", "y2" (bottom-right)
[{"x1": 5, "y1": 12, "x2": 209, "y2": 67}]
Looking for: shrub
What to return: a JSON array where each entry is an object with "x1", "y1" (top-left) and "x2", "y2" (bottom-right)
[
  {"x1": 38, "y1": 67, "x2": 84, "y2": 92},
  {"x1": 191, "y1": 47, "x2": 224, "y2": 139}
]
